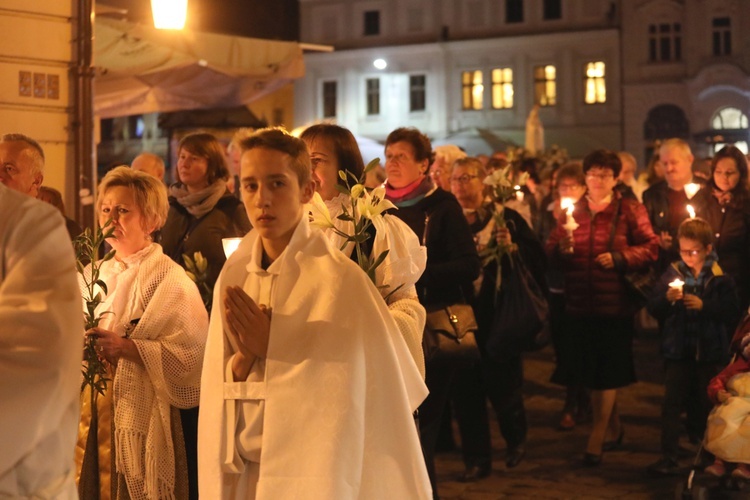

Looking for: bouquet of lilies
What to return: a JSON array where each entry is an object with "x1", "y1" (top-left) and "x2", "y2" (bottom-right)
[
  {"x1": 481, "y1": 165, "x2": 529, "y2": 292},
  {"x1": 308, "y1": 158, "x2": 401, "y2": 297}
]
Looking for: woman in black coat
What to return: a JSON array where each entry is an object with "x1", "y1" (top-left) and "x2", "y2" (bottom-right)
[{"x1": 698, "y1": 145, "x2": 750, "y2": 309}]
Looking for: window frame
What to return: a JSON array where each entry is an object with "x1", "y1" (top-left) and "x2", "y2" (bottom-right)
[
  {"x1": 409, "y1": 74, "x2": 426, "y2": 113},
  {"x1": 366, "y1": 77, "x2": 380, "y2": 116},
  {"x1": 461, "y1": 70, "x2": 484, "y2": 110},
  {"x1": 491, "y1": 67, "x2": 514, "y2": 109},
  {"x1": 322, "y1": 80, "x2": 337, "y2": 119},
  {"x1": 583, "y1": 61, "x2": 606, "y2": 105},
  {"x1": 363, "y1": 10, "x2": 381, "y2": 36},
  {"x1": 533, "y1": 65, "x2": 557, "y2": 107}
]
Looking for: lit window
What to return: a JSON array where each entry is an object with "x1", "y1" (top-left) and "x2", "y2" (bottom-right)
[
  {"x1": 462, "y1": 71, "x2": 483, "y2": 110},
  {"x1": 584, "y1": 62, "x2": 606, "y2": 104},
  {"x1": 491, "y1": 68, "x2": 513, "y2": 109},
  {"x1": 409, "y1": 75, "x2": 426, "y2": 112},
  {"x1": 712, "y1": 107, "x2": 749, "y2": 154},
  {"x1": 534, "y1": 65, "x2": 556, "y2": 107},
  {"x1": 366, "y1": 78, "x2": 380, "y2": 115},
  {"x1": 712, "y1": 17, "x2": 731, "y2": 56},
  {"x1": 649, "y1": 23, "x2": 682, "y2": 62},
  {"x1": 322, "y1": 81, "x2": 337, "y2": 119}
]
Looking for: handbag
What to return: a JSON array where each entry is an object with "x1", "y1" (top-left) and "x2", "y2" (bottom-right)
[
  {"x1": 608, "y1": 199, "x2": 658, "y2": 305},
  {"x1": 423, "y1": 303, "x2": 480, "y2": 364},
  {"x1": 486, "y1": 252, "x2": 549, "y2": 361}
]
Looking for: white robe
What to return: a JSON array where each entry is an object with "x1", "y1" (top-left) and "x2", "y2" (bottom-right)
[
  {"x1": 198, "y1": 216, "x2": 431, "y2": 499},
  {"x1": 0, "y1": 184, "x2": 81, "y2": 499}
]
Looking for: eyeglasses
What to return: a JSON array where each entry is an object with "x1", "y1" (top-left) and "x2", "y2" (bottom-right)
[
  {"x1": 450, "y1": 174, "x2": 478, "y2": 184},
  {"x1": 679, "y1": 249, "x2": 702, "y2": 257},
  {"x1": 586, "y1": 172, "x2": 614, "y2": 181},
  {"x1": 558, "y1": 183, "x2": 583, "y2": 191}
]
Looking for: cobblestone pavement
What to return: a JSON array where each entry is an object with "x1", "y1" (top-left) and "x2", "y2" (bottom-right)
[{"x1": 433, "y1": 332, "x2": 749, "y2": 499}]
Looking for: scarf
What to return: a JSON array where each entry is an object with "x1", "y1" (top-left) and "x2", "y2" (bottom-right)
[
  {"x1": 712, "y1": 187, "x2": 733, "y2": 207},
  {"x1": 169, "y1": 180, "x2": 227, "y2": 219},
  {"x1": 385, "y1": 175, "x2": 435, "y2": 208}
]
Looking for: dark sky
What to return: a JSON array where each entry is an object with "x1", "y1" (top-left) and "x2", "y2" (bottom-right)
[{"x1": 100, "y1": 0, "x2": 299, "y2": 40}]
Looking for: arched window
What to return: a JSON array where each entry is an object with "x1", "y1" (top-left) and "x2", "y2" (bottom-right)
[
  {"x1": 710, "y1": 107, "x2": 748, "y2": 154},
  {"x1": 643, "y1": 104, "x2": 690, "y2": 162}
]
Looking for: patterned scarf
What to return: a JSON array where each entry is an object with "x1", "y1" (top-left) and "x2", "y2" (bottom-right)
[
  {"x1": 169, "y1": 180, "x2": 227, "y2": 219},
  {"x1": 385, "y1": 175, "x2": 435, "y2": 208},
  {"x1": 712, "y1": 187, "x2": 733, "y2": 207}
]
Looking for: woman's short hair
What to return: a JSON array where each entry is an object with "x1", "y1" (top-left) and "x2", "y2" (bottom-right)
[
  {"x1": 97, "y1": 166, "x2": 169, "y2": 231},
  {"x1": 711, "y1": 144, "x2": 748, "y2": 194},
  {"x1": 555, "y1": 161, "x2": 585, "y2": 187},
  {"x1": 300, "y1": 123, "x2": 365, "y2": 183},
  {"x1": 240, "y1": 127, "x2": 311, "y2": 186},
  {"x1": 582, "y1": 149, "x2": 622, "y2": 178},
  {"x1": 385, "y1": 127, "x2": 432, "y2": 164},
  {"x1": 452, "y1": 157, "x2": 486, "y2": 179},
  {"x1": 677, "y1": 217, "x2": 713, "y2": 247},
  {"x1": 178, "y1": 133, "x2": 230, "y2": 186}
]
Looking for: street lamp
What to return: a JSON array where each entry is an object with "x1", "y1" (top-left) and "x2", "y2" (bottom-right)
[{"x1": 152, "y1": 0, "x2": 188, "y2": 30}]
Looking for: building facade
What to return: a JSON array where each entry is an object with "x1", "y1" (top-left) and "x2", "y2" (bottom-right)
[{"x1": 296, "y1": 0, "x2": 750, "y2": 166}]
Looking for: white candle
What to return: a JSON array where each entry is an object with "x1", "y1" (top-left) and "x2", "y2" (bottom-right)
[
  {"x1": 560, "y1": 197, "x2": 579, "y2": 234},
  {"x1": 669, "y1": 278, "x2": 684, "y2": 293},
  {"x1": 222, "y1": 237, "x2": 242, "y2": 258},
  {"x1": 514, "y1": 185, "x2": 524, "y2": 202},
  {"x1": 684, "y1": 183, "x2": 700, "y2": 200},
  {"x1": 686, "y1": 204, "x2": 695, "y2": 219}
]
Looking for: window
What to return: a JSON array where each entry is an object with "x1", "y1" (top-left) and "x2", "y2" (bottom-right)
[
  {"x1": 322, "y1": 81, "x2": 337, "y2": 118},
  {"x1": 491, "y1": 68, "x2": 513, "y2": 109},
  {"x1": 506, "y1": 0, "x2": 523, "y2": 23},
  {"x1": 461, "y1": 70, "x2": 484, "y2": 110},
  {"x1": 649, "y1": 23, "x2": 682, "y2": 62},
  {"x1": 364, "y1": 11, "x2": 380, "y2": 36},
  {"x1": 543, "y1": 0, "x2": 562, "y2": 20},
  {"x1": 409, "y1": 75, "x2": 426, "y2": 112},
  {"x1": 534, "y1": 65, "x2": 556, "y2": 106},
  {"x1": 584, "y1": 62, "x2": 606, "y2": 104},
  {"x1": 712, "y1": 107, "x2": 748, "y2": 153},
  {"x1": 366, "y1": 78, "x2": 380, "y2": 115},
  {"x1": 712, "y1": 17, "x2": 731, "y2": 56}
]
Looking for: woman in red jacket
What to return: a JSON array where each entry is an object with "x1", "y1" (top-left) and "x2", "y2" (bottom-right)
[{"x1": 546, "y1": 150, "x2": 659, "y2": 465}]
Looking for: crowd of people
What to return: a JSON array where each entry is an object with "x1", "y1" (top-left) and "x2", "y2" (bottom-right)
[{"x1": 4, "y1": 125, "x2": 750, "y2": 500}]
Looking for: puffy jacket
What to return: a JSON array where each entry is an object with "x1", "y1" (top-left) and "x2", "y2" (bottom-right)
[
  {"x1": 647, "y1": 262, "x2": 740, "y2": 363},
  {"x1": 546, "y1": 193, "x2": 659, "y2": 318}
]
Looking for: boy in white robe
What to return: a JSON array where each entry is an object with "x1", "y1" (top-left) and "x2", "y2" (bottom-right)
[{"x1": 198, "y1": 128, "x2": 431, "y2": 499}]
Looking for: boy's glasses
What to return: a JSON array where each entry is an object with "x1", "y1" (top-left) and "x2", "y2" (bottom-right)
[
  {"x1": 450, "y1": 174, "x2": 478, "y2": 184},
  {"x1": 679, "y1": 249, "x2": 702, "y2": 257}
]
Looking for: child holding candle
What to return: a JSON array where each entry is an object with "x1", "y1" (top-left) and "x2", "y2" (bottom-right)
[{"x1": 646, "y1": 217, "x2": 741, "y2": 476}]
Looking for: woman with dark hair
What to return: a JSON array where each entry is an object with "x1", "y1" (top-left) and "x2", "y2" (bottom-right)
[
  {"x1": 159, "y1": 132, "x2": 250, "y2": 499},
  {"x1": 383, "y1": 127, "x2": 481, "y2": 499},
  {"x1": 699, "y1": 145, "x2": 750, "y2": 308},
  {"x1": 546, "y1": 149, "x2": 659, "y2": 465},
  {"x1": 300, "y1": 123, "x2": 428, "y2": 376}
]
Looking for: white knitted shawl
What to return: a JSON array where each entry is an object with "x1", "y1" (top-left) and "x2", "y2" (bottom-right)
[{"x1": 86, "y1": 244, "x2": 207, "y2": 499}]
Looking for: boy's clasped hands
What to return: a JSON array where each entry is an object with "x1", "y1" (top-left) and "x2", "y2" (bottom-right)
[{"x1": 666, "y1": 286, "x2": 703, "y2": 310}]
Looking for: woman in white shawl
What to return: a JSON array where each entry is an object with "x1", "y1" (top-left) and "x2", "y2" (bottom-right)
[
  {"x1": 300, "y1": 124, "x2": 428, "y2": 376},
  {"x1": 76, "y1": 167, "x2": 207, "y2": 499}
]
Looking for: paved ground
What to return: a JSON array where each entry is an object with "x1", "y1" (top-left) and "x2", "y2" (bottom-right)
[{"x1": 433, "y1": 331, "x2": 748, "y2": 499}]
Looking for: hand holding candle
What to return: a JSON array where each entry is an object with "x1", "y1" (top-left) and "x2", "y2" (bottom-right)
[
  {"x1": 667, "y1": 278, "x2": 684, "y2": 302},
  {"x1": 559, "y1": 197, "x2": 578, "y2": 254}
]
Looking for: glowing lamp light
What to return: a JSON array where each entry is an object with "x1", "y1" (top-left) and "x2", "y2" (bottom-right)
[
  {"x1": 222, "y1": 237, "x2": 242, "y2": 258},
  {"x1": 686, "y1": 204, "x2": 696, "y2": 219},
  {"x1": 373, "y1": 58, "x2": 387, "y2": 70},
  {"x1": 152, "y1": 0, "x2": 188, "y2": 30},
  {"x1": 684, "y1": 183, "x2": 700, "y2": 200}
]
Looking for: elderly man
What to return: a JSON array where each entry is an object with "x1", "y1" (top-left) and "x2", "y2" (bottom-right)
[
  {"x1": 0, "y1": 133, "x2": 44, "y2": 197},
  {"x1": 642, "y1": 138, "x2": 708, "y2": 272},
  {"x1": 0, "y1": 182, "x2": 81, "y2": 498},
  {"x1": 131, "y1": 152, "x2": 166, "y2": 181}
]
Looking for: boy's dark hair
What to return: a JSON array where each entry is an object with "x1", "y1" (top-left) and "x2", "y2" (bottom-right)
[
  {"x1": 385, "y1": 127, "x2": 432, "y2": 164},
  {"x1": 582, "y1": 149, "x2": 622, "y2": 178},
  {"x1": 240, "y1": 127, "x2": 311, "y2": 186},
  {"x1": 677, "y1": 217, "x2": 713, "y2": 247}
]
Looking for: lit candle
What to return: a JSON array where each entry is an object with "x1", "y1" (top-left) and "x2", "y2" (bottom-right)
[
  {"x1": 668, "y1": 278, "x2": 684, "y2": 293},
  {"x1": 560, "y1": 197, "x2": 579, "y2": 234},
  {"x1": 514, "y1": 185, "x2": 524, "y2": 202},
  {"x1": 684, "y1": 183, "x2": 700, "y2": 200},
  {"x1": 222, "y1": 237, "x2": 242, "y2": 258},
  {"x1": 686, "y1": 204, "x2": 695, "y2": 219}
]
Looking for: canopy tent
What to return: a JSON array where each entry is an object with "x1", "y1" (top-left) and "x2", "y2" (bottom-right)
[
  {"x1": 432, "y1": 127, "x2": 517, "y2": 157},
  {"x1": 355, "y1": 135, "x2": 385, "y2": 166},
  {"x1": 94, "y1": 17, "x2": 305, "y2": 118}
]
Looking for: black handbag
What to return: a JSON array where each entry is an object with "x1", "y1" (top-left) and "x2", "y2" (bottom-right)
[
  {"x1": 423, "y1": 304, "x2": 480, "y2": 364},
  {"x1": 609, "y1": 199, "x2": 658, "y2": 304},
  {"x1": 486, "y1": 253, "x2": 549, "y2": 360}
]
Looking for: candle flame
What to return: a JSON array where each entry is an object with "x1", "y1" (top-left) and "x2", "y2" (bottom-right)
[
  {"x1": 669, "y1": 278, "x2": 684, "y2": 289},
  {"x1": 560, "y1": 197, "x2": 574, "y2": 215},
  {"x1": 686, "y1": 204, "x2": 695, "y2": 219}
]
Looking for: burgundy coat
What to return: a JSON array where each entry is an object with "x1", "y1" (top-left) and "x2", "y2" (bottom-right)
[{"x1": 545, "y1": 193, "x2": 659, "y2": 318}]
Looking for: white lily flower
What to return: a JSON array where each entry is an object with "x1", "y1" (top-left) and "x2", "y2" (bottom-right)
[
  {"x1": 483, "y1": 165, "x2": 514, "y2": 188},
  {"x1": 357, "y1": 186, "x2": 396, "y2": 232},
  {"x1": 350, "y1": 184, "x2": 365, "y2": 199},
  {"x1": 308, "y1": 192, "x2": 335, "y2": 229}
]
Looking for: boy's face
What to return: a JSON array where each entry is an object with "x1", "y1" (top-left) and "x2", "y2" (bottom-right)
[
  {"x1": 679, "y1": 237, "x2": 711, "y2": 270},
  {"x1": 240, "y1": 147, "x2": 314, "y2": 249}
]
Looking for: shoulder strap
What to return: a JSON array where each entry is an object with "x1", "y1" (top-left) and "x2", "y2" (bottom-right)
[{"x1": 607, "y1": 198, "x2": 622, "y2": 251}]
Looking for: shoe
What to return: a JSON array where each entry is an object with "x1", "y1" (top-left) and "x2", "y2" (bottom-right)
[
  {"x1": 505, "y1": 445, "x2": 526, "y2": 468},
  {"x1": 558, "y1": 412, "x2": 576, "y2": 431},
  {"x1": 647, "y1": 457, "x2": 681, "y2": 476},
  {"x1": 602, "y1": 428, "x2": 624, "y2": 452},
  {"x1": 704, "y1": 460, "x2": 726, "y2": 477},
  {"x1": 458, "y1": 464, "x2": 491, "y2": 482},
  {"x1": 582, "y1": 452, "x2": 602, "y2": 467},
  {"x1": 731, "y1": 464, "x2": 750, "y2": 481}
]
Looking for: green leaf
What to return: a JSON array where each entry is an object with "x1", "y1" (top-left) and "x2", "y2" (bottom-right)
[
  {"x1": 336, "y1": 213, "x2": 354, "y2": 221},
  {"x1": 363, "y1": 158, "x2": 381, "y2": 176},
  {"x1": 95, "y1": 280, "x2": 108, "y2": 296},
  {"x1": 76, "y1": 260, "x2": 86, "y2": 275},
  {"x1": 334, "y1": 184, "x2": 350, "y2": 196},
  {"x1": 367, "y1": 249, "x2": 389, "y2": 273}
]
